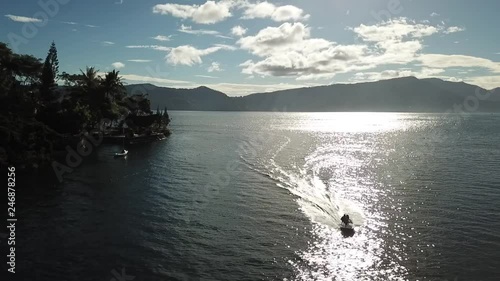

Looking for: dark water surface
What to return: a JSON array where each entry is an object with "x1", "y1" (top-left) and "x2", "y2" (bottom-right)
[{"x1": 10, "y1": 112, "x2": 500, "y2": 280}]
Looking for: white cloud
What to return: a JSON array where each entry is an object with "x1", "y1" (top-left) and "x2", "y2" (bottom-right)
[
  {"x1": 178, "y1": 24, "x2": 219, "y2": 35},
  {"x1": 111, "y1": 62, "x2": 125, "y2": 69},
  {"x1": 166, "y1": 45, "x2": 234, "y2": 66},
  {"x1": 213, "y1": 44, "x2": 237, "y2": 51},
  {"x1": 120, "y1": 74, "x2": 190, "y2": 85},
  {"x1": 273, "y1": 5, "x2": 310, "y2": 21},
  {"x1": 430, "y1": 12, "x2": 440, "y2": 17},
  {"x1": 242, "y1": 2, "x2": 309, "y2": 22},
  {"x1": 153, "y1": 1, "x2": 232, "y2": 24},
  {"x1": 59, "y1": 21, "x2": 99, "y2": 28},
  {"x1": 231, "y1": 25, "x2": 247, "y2": 36},
  {"x1": 238, "y1": 22, "x2": 312, "y2": 56},
  {"x1": 152, "y1": 35, "x2": 172, "y2": 41},
  {"x1": 236, "y1": 18, "x2": 478, "y2": 81},
  {"x1": 348, "y1": 19, "x2": 477, "y2": 73},
  {"x1": 465, "y1": 76, "x2": 500, "y2": 90},
  {"x1": 366, "y1": 40, "x2": 423, "y2": 66},
  {"x1": 146, "y1": 3, "x2": 497, "y2": 89},
  {"x1": 102, "y1": 41, "x2": 115, "y2": 46},
  {"x1": 341, "y1": 19, "x2": 497, "y2": 84},
  {"x1": 5, "y1": 14, "x2": 42, "y2": 23},
  {"x1": 242, "y1": 2, "x2": 274, "y2": 19},
  {"x1": 216, "y1": 34, "x2": 233, "y2": 39},
  {"x1": 352, "y1": 18, "x2": 439, "y2": 42},
  {"x1": 127, "y1": 59, "x2": 152, "y2": 63},
  {"x1": 208, "y1": 62, "x2": 222, "y2": 72},
  {"x1": 417, "y1": 54, "x2": 500, "y2": 73},
  {"x1": 238, "y1": 44, "x2": 367, "y2": 79},
  {"x1": 151, "y1": 1, "x2": 309, "y2": 24},
  {"x1": 126, "y1": 45, "x2": 171, "y2": 51},
  {"x1": 238, "y1": 22, "x2": 369, "y2": 79},
  {"x1": 352, "y1": 68, "x2": 446, "y2": 82},
  {"x1": 443, "y1": 26, "x2": 465, "y2": 34},
  {"x1": 196, "y1": 75, "x2": 219, "y2": 79}
]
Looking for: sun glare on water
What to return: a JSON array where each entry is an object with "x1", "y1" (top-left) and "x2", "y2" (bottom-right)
[
  {"x1": 280, "y1": 112, "x2": 413, "y2": 280},
  {"x1": 294, "y1": 112, "x2": 411, "y2": 133}
]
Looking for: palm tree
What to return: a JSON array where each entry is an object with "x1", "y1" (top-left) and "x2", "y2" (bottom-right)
[
  {"x1": 78, "y1": 67, "x2": 103, "y2": 126},
  {"x1": 79, "y1": 66, "x2": 103, "y2": 105},
  {"x1": 80, "y1": 66, "x2": 100, "y2": 92},
  {"x1": 103, "y1": 70, "x2": 125, "y2": 102}
]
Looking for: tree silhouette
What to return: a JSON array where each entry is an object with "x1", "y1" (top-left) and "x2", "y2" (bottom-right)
[
  {"x1": 0, "y1": 41, "x2": 171, "y2": 166},
  {"x1": 40, "y1": 41, "x2": 59, "y2": 104},
  {"x1": 103, "y1": 70, "x2": 125, "y2": 102}
]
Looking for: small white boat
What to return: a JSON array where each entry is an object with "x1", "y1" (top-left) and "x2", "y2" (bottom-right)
[
  {"x1": 115, "y1": 126, "x2": 128, "y2": 157},
  {"x1": 114, "y1": 150, "x2": 128, "y2": 157}
]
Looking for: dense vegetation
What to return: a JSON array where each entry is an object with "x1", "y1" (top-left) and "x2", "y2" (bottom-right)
[{"x1": 0, "y1": 42, "x2": 170, "y2": 167}]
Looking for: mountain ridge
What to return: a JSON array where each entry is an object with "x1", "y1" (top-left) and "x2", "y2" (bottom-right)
[{"x1": 125, "y1": 77, "x2": 500, "y2": 112}]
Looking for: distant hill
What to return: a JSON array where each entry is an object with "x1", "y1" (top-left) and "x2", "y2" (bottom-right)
[
  {"x1": 125, "y1": 77, "x2": 500, "y2": 112},
  {"x1": 125, "y1": 84, "x2": 232, "y2": 111}
]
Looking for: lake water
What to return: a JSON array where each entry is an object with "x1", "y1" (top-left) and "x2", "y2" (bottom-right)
[{"x1": 14, "y1": 112, "x2": 500, "y2": 280}]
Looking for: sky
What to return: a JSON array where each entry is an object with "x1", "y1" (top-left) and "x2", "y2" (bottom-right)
[{"x1": 1, "y1": 0, "x2": 500, "y2": 96}]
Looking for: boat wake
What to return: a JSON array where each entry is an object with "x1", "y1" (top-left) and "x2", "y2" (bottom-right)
[{"x1": 239, "y1": 135, "x2": 364, "y2": 229}]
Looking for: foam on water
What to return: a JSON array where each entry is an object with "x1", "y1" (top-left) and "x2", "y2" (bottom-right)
[
  {"x1": 240, "y1": 135, "x2": 365, "y2": 230},
  {"x1": 238, "y1": 127, "x2": 410, "y2": 280}
]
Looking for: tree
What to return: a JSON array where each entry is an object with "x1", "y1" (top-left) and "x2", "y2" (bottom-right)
[
  {"x1": 122, "y1": 94, "x2": 152, "y2": 115},
  {"x1": 59, "y1": 71, "x2": 83, "y2": 87},
  {"x1": 40, "y1": 41, "x2": 59, "y2": 104},
  {"x1": 0, "y1": 43, "x2": 42, "y2": 115},
  {"x1": 103, "y1": 70, "x2": 125, "y2": 102},
  {"x1": 163, "y1": 106, "x2": 171, "y2": 127},
  {"x1": 81, "y1": 67, "x2": 103, "y2": 122},
  {"x1": 0, "y1": 42, "x2": 65, "y2": 167},
  {"x1": 0, "y1": 42, "x2": 15, "y2": 97},
  {"x1": 12, "y1": 54, "x2": 42, "y2": 86},
  {"x1": 1, "y1": 39, "x2": 172, "y2": 166},
  {"x1": 80, "y1": 66, "x2": 100, "y2": 91}
]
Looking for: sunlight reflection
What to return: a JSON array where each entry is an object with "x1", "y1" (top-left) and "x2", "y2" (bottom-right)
[
  {"x1": 242, "y1": 112, "x2": 432, "y2": 280},
  {"x1": 281, "y1": 113, "x2": 416, "y2": 280},
  {"x1": 293, "y1": 112, "x2": 411, "y2": 133}
]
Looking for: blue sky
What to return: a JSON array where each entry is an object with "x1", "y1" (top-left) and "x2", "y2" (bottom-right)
[{"x1": 1, "y1": 0, "x2": 500, "y2": 96}]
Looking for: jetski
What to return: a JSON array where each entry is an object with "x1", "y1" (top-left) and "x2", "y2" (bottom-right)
[
  {"x1": 340, "y1": 214, "x2": 355, "y2": 236},
  {"x1": 340, "y1": 222, "x2": 355, "y2": 236},
  {"x1": 340, "y1": 222, "x2": 354, "y2": 231}
]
